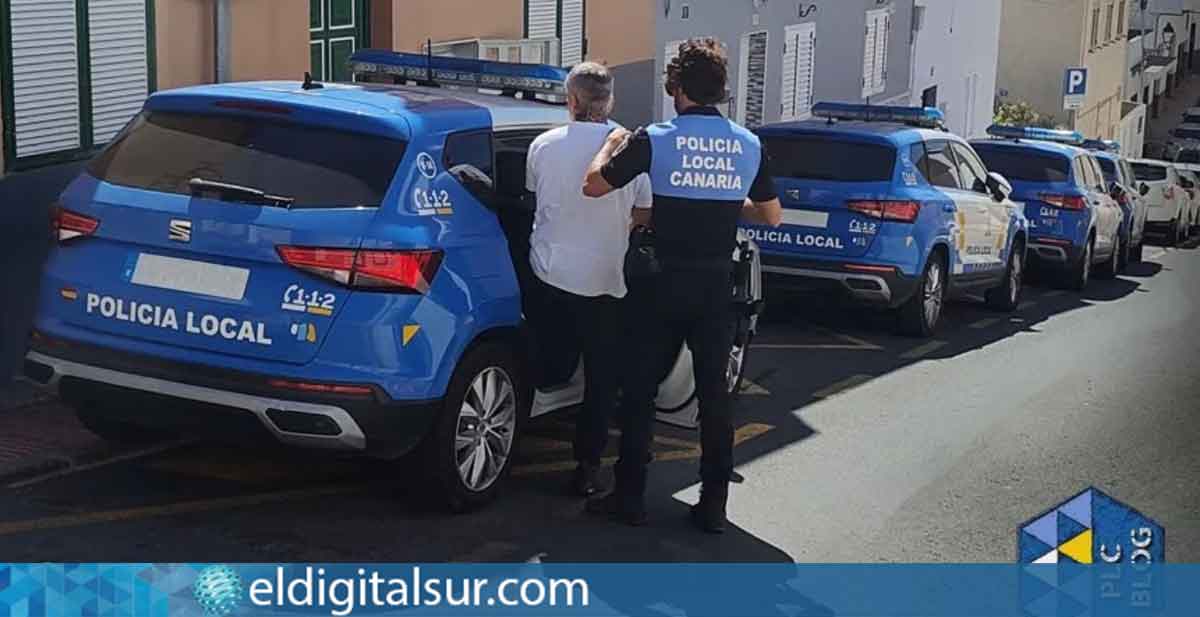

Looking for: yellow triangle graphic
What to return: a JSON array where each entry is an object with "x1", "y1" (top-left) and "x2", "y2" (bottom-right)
[
  {"x1": 306, "y1": 324, "x2": 317, "y2": 343},
  {"x1": 1059, "y1": 529, "x2": 1094, "y2": 564},
  {"x1": 402, "y1": 325, "x2": 421, "y2": 346}
]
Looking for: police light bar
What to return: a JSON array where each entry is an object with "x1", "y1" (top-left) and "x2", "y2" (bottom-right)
[
  {"x1": 811, "y1": 102, "x2": 945, "y2": 128},
  {"x1": 1082, "y1": 139, "x2": 1121, "y2": 152},
  {"x1": 986, "y1": 125, "x2": 1086, "y2": 145},
  {"x1": 349, "y1": 49, "x2": 567, "y2": 96}
]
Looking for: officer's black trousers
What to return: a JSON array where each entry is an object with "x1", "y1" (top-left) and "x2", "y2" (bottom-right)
[{"x1": 616, "y1": 267, "x2": 735, "y2": 499}]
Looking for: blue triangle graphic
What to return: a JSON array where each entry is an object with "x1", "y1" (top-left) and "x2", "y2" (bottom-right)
[
  {"x1": 1024, "y1": 510, "x2": 1058, "y2": 547},
  {"x1": 1057, "y1": 511, "x2": 1087, "y2": 545},
  {"x1": 1020, "y1": 532, "x2": 1054, "y2": 563},
  {"x1": 1059, "y1": 490, "x2": 1093, "y2": 529}
]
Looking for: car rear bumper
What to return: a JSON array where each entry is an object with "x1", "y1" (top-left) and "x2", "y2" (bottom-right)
[
  {"x1": 1027, "y1": 240, "x2": 1083, "y2": 265},
  {"x1": 24, "y1": 336, "x2": 441, "y2": 459},
  {"x1": 760, "y1": 256, "x2": 919, "y2": 307}
]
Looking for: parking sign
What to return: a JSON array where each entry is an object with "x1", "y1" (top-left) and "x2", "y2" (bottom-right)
[{"x1": 1063, "y1": 67, "x2": 1088, "y2": 110}]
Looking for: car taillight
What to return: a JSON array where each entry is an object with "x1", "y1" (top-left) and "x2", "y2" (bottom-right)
[
  {"x1": 1039, "y1": 194, "x2": 1087, "y2": 210},
  {"x1": 50, "y1": 205, "x2": 100, "y2": 243},
  {"x1": 266, "y1": 378, "x2": 374, "y2": 397},
  {"x1": 846, "y1": 200, "x2": 922, "y2": 223},
  {"x1": 277, "y1": 246, "x2": 443, "y2": 293},
  {"x1": 1115, "y1": 191, "x2": 1129, "y2": 206}
]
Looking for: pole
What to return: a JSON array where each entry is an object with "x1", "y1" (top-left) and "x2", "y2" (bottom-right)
[{"x1": 214, "y1": 0, "x2": 232, "y2": 83}]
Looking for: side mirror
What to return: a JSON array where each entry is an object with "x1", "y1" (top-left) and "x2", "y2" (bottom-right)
[
  {"x1": 985, "y1": 171, "x2": 1013, "y2": 202},
  {"x1": 1139, "y1": 182, "x2": 1151, "y2": 196},
  {"x1": 1108, "y1": 181, "x2": 1125, "y2": 199}
]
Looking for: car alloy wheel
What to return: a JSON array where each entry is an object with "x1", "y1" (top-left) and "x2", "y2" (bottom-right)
[
  {"x1": 454, "y1": 366, "x2": 517, "y2": 492},
  {"x1": 923, "y1": 260, "x2": 944, "y2": 329},
  {"x1": 1008, "y1": 250, "x2": 1023, "y2": 305}
]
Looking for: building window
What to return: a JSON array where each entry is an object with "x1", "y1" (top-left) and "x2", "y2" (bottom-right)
[
  {"x1": 1091, "y1": 6, "x2": 1101, "y2": 48},
  {"x1": 681, "y1": 4, "x2": 690, "y2": 19},
  {"x1": 862, "y1": 8, "x2": 891, "y2": 98},
  {"x1": 1105, "y1": 2, "x2": 1115, "y2": 41},
  {"x1": 1117, "y1": 0, "x2": 1126, "y2": 38}
]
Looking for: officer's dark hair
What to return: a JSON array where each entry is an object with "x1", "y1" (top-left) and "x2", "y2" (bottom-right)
[{"x1": 665, "y1": 38, "x2": 728, "y2": 106}]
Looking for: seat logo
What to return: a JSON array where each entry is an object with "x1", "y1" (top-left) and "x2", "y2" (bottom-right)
[{"x1": 169, "y1": 219, "x2": 192, "y2": 243}]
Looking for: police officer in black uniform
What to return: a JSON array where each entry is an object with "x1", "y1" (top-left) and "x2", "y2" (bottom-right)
[{"x1": 582, "y1": 38, "x2": 782, "y2": 532}]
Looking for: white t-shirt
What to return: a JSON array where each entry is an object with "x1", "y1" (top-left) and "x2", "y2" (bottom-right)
[{"x1": 526, "y1": 122, "x2": 652, "y2": 298}]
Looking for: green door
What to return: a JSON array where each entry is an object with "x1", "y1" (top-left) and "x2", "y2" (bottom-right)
[{"x1": 309, "y1": 0, "x2": 368, "y2": 82}]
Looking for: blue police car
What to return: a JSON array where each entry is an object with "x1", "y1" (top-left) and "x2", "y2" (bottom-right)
[
  {"x1": 970, "y1": 127, "x2": 1124, "y2": 291},
  {"x1": 24, "y1": 51, "x2": 763, "y2": 510},
  {"x1": 742, "y1": 103, "x2": 1028, "y2": 337}
]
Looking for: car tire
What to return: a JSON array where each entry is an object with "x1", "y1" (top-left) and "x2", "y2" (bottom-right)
[
  {"x1": 986, "y1": 241, "x2": 1024, "y2": 312},
  {"x1": 1116, "y1": 233, "x2": 1131, "y2": 273},
  {"x1": 897, "y1": 252, "x2": 945, "y2": 338},
  {"x1": 1063, "y1": 237, "x2": 1092, "y2": 291},
  {"x1": 74, "y1": 404, "x2": 165, "y2": 445},
  {"x1": 1097, "y1": 235, "x2": 1120, "y2": 280},
  {"x1": 1130, "y1": 239, "x2": 1144, "y2": 263},
  {"x1": 421, "y1": 341, "x2": 528, "y2": 513}
]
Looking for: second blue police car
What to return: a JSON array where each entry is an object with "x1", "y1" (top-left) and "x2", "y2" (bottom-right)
[
  {"x1": 1085, "y1": 139, "x2": 1148, "y2": 268},
  {"x1": 24, "y1": 51, "x2": 764, "y2": 510},
  {"x1": 970, "y1": 127, "x2": 1124, "y2": 291},
  {"x1": 742, "y1": 103, "x2": 1028, "y2": 337}
]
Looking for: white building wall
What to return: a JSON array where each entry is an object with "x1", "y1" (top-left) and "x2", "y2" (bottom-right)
[{"x1": 910, "y1": 0, "x2": 1002, "y2": 137}]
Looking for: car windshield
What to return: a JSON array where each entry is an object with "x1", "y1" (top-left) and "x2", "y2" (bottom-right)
[
  {"x1": 1096, "y1": 157, "x2": 1119, "y2": 184},
  {"x1": 761, "y1": 136, "x2": 896, "y2": 182},
  {"x1": 1131, "y1": 163, "x2": 1168, "y2": 181},
  {"x1": 972, "y1": 145, "x2": 1070, "y2": 182},
  {"x1": 87, "y1": 111, "x2": 407, "y2": 208}
]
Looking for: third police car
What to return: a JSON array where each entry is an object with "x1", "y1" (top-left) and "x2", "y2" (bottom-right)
[{"x1": 741, "y1": 103, "x2": 1027, "y2": 337}]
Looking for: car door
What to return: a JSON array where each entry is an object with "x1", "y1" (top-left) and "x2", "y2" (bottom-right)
[
  {"x1": 1121, "y1": 160, "x2": 1147, "y2": 242},
  {"x1": 923, "y1": 140, "x2": 989, "y2": 274},
  {"x1": 952, "y1": 141, "x2": 1010, "y2": 269},
  {"x1": 1079, "y1": 154, "x2": 1115, "y2": 256},
  {"x1": 944, "y1": 140, "x2": 997, "y2": 270}
]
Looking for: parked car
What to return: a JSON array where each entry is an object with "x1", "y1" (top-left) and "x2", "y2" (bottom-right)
[
  {"x1": 1172, "y1": 165, "x2": 1200, "y2": 237},
  {"x1": 971, "y1": 127, "x2": 1124, "y2": 291},
  {"x1": 1182, "y1": 107, "x2": 1200, "y2": 124},
  {"x1": 24, "y1": 51, "x2": 764, "y2": 510},
  {"x1": 742, "y1": 103, "x2": 1028, "y2": 338},
  {"x1": 1085, "y1": 141, "x2": 1148, "y2": 268},
  {"x1": 1129, "y1": 159, "x2": 1188, "y2": 246}
]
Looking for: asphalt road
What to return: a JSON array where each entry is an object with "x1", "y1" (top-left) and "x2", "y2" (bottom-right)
[{"x1": 0, "y1": 240, "x2": 1197, "y2": 563}]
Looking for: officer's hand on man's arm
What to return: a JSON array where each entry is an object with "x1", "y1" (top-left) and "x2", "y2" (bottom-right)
[
  {"x1": 740, "y1": 149, "x2": 783, "y2": 227},
  {"x1": 584, "y1": 127, "x2": 649, "y2": 199},
  {"x1": 741, "y1": 198, "x2": 783, "y2": 227}
]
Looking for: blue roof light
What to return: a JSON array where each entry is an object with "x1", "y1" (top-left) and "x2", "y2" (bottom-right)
[
  {"x1": 348, "y1": 50, "x2": 568, "y2": 97},
  {"x1": 811, "y1": 102, "x2": 946, "y2": 128},
  {"x1": 1082, "y1": 139, "x2": 1121, "y2": 153},
  {"x1": 986, "y1": 125, "x2": 1086, "y2": 146}
]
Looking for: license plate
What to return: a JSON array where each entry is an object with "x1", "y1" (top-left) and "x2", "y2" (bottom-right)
[
  {"x1": 780, "y1": 209, "x2": 829, "y2": 228},
  {"x1": 129, "y1": 253, "x2": 250, "y2": 301}
]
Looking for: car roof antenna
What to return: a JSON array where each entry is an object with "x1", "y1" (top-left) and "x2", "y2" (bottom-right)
[{"x1": 302, "y1": 71, "x2": 324, "y2": 90}]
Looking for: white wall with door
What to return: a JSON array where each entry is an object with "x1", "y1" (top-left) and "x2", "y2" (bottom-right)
[{"x1": 909, "y1": 0, "x2": 1001, "y2": 137}]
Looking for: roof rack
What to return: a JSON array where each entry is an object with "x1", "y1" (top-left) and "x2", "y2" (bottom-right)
[
  {"x1": 811, "y1": 102, "x2": 945, "y2": 129},
  {"x1": 986, "y1": 125, "x2": 1085, "y2": 146},
  {"x1": 349, "y1": 49, "x2": 567, "y2": 101}
]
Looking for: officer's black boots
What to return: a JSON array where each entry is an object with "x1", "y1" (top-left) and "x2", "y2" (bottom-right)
[
  {"x1": 586, "y1": 492, "x2": 648, "y2": 527},
  {"x1": 571, "y1": 463, "x2": 606, "y2": 497},
  {"x1": 690, "y1": 483, "x2": 729, "y2": 534}
]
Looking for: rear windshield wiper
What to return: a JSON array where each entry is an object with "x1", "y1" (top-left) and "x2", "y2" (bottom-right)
[{"x1": 188, "y1": 178, "x2": 295, "y2": 208}]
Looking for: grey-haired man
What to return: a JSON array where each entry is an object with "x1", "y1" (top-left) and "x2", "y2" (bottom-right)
[{"x1": 526, "y1": 62, "x2": 652, "y2": 497}]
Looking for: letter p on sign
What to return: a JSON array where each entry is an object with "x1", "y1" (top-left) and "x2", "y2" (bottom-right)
[{"x1": 1063, "y1": 67, "x2": 1088, "y2": 110}]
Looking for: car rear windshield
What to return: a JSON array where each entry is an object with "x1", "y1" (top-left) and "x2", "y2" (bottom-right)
[
  {"x1": 1178, "y1": 149, "x2": 1200, "y2": 164},
  {"x1": 1131, "y1": 163, "x2": 1168, "y2": 181},
  {"x1": 761, "y1": 136, "x2": 896, "y2": 182},
  {"x1": 972, "y1": 146, "x2": 1070, "y2": 183},
  {"x1": 87, "y1": 111, "x2": 407, "y2": 208},
  {"x1": 1096, "y1": 157, "x2": 1119, "y2": 183}
]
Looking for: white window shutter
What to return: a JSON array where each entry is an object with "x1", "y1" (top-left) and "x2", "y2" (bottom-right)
[
  {"x1": 862, "y1": 8, "x2": 890, "y2": 98},
  {"x1": 559, "y1": 0, "x2": 584, "y2": 66},
  {"x1": 739, "y1": 31, "x2": 769, "y2": 128},
  {"x1": 781, "y1": 22, "x2": 816, "y2": 121},
  {"x1": 89, "y1": 0, "x2": 150, "y2": 144},
  {"x1": 527, "y1": 0, "x2": 557, "y2": 39},
  {"x1": 10, "y1": 0, "x2": 82, "y2": 158}
]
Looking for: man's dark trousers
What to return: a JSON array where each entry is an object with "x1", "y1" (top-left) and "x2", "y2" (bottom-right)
[
  {"x1": 616, "y1": 267, "x2": 734, "y2": 500},
  {"x1": 531, "y1": 278, "x2": 625, "y2": 466}
]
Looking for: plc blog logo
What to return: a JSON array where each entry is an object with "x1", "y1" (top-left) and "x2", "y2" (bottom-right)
[{"x1": 1018, "y1": 487, "x2": 1164, "y2": 564}]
